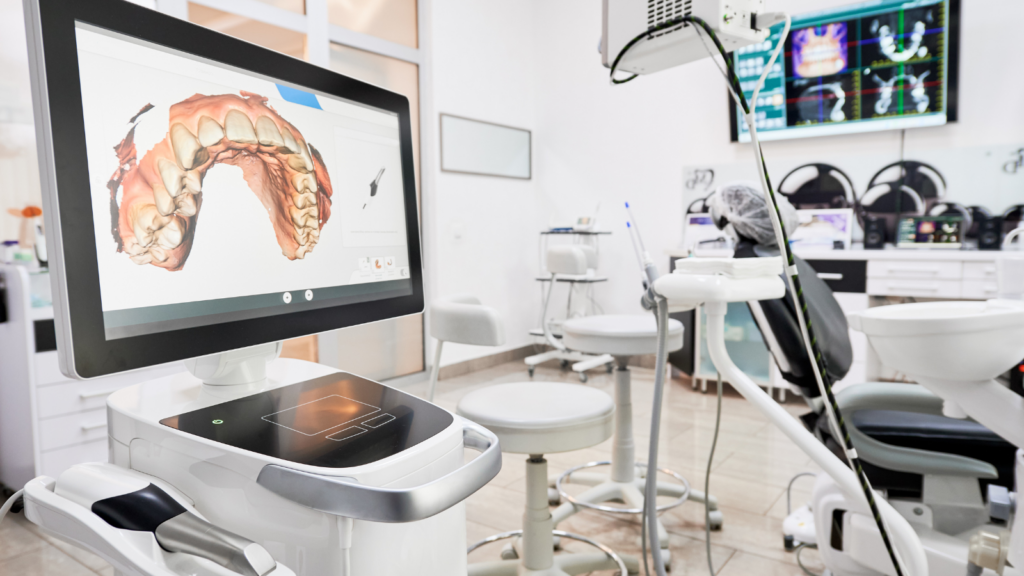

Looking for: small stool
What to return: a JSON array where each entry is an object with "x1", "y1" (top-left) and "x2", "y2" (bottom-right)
[
  {"x1": 458, "y1": 382, "x2": 634, "y2": 576},
  {"x1": 550, "y1": 314, "x2": 722, "y2": 568}
]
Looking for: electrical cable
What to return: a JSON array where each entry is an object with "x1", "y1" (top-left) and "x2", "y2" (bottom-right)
[
  {"x1": 0, "y1": 490, "x2": 24, "y2": 527},
  {"x1": 795, "y1": 543, "x2": 822, "y2": 576},
  {"x1": 609, "y1": 14, "x2": 907, "y2": 576},
  {"x1": 787, "y1": 472, "x2": 817, "y2": 515},
  {"x1": 704, "y1": 372, "x2": 724, "y2": 575}
]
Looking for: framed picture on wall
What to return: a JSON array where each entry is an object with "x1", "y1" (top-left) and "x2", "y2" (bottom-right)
[{"x1": 440, "y1": 114, "x2": 531, "y2": 179}]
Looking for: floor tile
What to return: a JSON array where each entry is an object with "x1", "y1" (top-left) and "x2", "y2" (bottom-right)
[
  {"x1": 717, "y1": 549, "x2": 826, "y2": 575},
  {"x1": 0, "y1": 515, "x2": 46, "y2": 562},
  {"x1": 0, "y1": 542, "x2": 96, "y2": 576}
]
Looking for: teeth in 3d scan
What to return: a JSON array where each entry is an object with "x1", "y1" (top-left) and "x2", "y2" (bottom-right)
[{"x1": 107, "y1": 92, "x2": 335, "y2": 271}]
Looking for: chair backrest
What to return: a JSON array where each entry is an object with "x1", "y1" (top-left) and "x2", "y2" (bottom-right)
[
  {"x1": 430, "y1": 294, "x2": 505, "y2": 347},
  {"x1": 735, "y1": 240, "x2": 852, "y2": 398},
  {"x1": 426, "y1": 294, "x2": 505, "y2": 402},
  {"x1": 546, "y1": 245, "x2": 590, "y2": 276}
]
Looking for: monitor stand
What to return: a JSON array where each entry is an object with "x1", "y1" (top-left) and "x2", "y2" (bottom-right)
[{"x1": 183, "y1": 341, "x2": 283, "y2": 386}]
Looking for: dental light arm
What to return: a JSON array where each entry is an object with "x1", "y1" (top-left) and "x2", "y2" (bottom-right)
[{"x1": 604, "y1": 3, "x2": 912, "y2": 575}]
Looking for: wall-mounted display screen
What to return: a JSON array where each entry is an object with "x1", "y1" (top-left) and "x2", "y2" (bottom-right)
[{"x1": 730, "y1": 0, "x2": 959, "y2": 143}]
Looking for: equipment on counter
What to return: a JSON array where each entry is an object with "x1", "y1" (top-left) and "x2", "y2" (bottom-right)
[{"x1": 861, "y1": 160, "x2": 948, "y2": 243}]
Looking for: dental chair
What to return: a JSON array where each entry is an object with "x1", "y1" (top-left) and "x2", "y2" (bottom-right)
[
  {"x1": 733, "y1": 239, "x2": 1019, "y2": 553},
  {"x1": 426, "y1": 294, "x2": 633, "y2": 575}
]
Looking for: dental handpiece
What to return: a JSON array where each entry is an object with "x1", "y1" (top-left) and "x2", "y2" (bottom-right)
[
  {"x1": 364, "y1": 167, "x2": 385, "y2": 209},
  {"x1": 56, "y1": 463, "x2": 277, "y2": 576}
]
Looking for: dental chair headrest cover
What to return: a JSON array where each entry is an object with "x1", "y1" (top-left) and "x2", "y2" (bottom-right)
[{"x1": 707, "y1": 182, "x2": 798, "y2": 247}]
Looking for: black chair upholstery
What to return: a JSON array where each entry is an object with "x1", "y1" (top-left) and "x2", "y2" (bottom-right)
[{"x1": 733, "y1": 240, "x2": 851, "y2": 398}]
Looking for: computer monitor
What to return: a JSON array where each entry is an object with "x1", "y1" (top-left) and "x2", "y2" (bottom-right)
[
  {"x1": 24, "y1": 0, "x2": 423, "y2": 379},
  {"x1": 896, "y1": 215, "x2": 963, "y2": 249},
  {"x1": 729, "y1": 0, "x2": 960, "y2": 143}
]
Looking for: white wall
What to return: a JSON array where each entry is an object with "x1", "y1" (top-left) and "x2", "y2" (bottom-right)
[
  {"x1": 429, "y1": 0, "x2": 544, "y2": 366},
  {"x1": 428, "y1": 0, "x2": 1024, "y2": 367}
]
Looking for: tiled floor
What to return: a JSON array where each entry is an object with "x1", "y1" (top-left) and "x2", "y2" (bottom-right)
[{"x1": 1, "y1": 359, "x2": 825, "y2": 575}]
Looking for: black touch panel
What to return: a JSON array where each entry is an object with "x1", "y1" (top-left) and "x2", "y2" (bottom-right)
[{"x1": 160, "y1": 373, "x2": 453, "y2": 469}]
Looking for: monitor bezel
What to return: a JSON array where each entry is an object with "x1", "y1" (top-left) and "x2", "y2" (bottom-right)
[
  {"x1": 24, "y1": 0, "x2": 425, "y2": 379},
  {"x1": 728, "y1": 0, "x2": 961, "y2": 143}
]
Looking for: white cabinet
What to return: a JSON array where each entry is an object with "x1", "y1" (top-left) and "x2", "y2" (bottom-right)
[{"x1": 0, "y1": 265, "x2": 182, "y2": 489}]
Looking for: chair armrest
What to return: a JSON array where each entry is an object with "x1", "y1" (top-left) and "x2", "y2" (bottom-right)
[{"x1": 836, "y1": 383, "x2": 999, "y2": 479}]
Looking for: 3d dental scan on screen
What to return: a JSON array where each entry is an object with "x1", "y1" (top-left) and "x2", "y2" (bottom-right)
[{"x1": 1, "y1": 0, "x2": 1022, "y2": 575}]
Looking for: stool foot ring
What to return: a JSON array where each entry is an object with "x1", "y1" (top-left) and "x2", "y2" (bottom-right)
[
  {"x1": 556, "y1": 461, "x2": 691, "y2": 514},
  {"x1": 468, "y1": 529, "x2": 629, "y2": 576}
]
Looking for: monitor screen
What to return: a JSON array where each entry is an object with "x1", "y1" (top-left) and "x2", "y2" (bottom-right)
[
  {"x1": 26, "y1": 0, "x2": 423, "y2": 378},
  {"x1": 75, "y1": 24, "x2": 412, "y2": 340},
  {"x1": 730, "y1": 0, "x2": 959, "y2": 142},
  {"x1": 896, "y1": 216, "x2": 963, "y2": 248}
]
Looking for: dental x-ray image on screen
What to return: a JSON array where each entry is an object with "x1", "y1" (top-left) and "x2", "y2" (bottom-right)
[{"x1": 731, "y1": 0, "x2": 958, "y2": 142}]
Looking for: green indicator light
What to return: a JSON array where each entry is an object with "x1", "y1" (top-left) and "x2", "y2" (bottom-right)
[{"x1": 212, "y1": 419, "x2": 224, "y2": 425}]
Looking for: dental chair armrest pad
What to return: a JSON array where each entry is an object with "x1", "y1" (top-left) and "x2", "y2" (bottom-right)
[
  {"x1": 837, "y1": 383, "x2": 1000, "y2": 479},
  {"x1": 430, "y1": 296, "x2": 505, "y2": 347}
]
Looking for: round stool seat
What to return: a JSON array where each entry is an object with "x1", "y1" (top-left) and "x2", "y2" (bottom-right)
[
  {"x1": 457, "y1": 382, "x2": 614, "y2": 454},
  {"x1": 562, "y1": 314, "x2": 684, "y2": 357}
]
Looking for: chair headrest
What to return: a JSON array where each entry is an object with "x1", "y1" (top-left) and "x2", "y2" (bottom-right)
[{"x1": 430, "y1": 294, "x2": 505, "y2": 347}]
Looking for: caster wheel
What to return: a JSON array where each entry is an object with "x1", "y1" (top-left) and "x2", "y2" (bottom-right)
[
  {"x1": 661, "y1": 549, "x2": 672, "y2": 571},
  {"x1": 578, "y1": 372, "x2": 588, "y2": 383},
  {"x1": 606, "y1": 362, "x2": 614, "y2": 373},
  {"x1": 707, "y1": 510, "x2": 724, "y2": 530},
  {"x1": 500, "y1": 543, "x2": 519, "y2": 560},
  {"x1": 552, "y1": 535, "x2": 562, "y2": 551},
  {"x1": 560, "y1": 359, "x2": 570, "y2": 369},
  {"x1": 548, "y1": 487, "x2": 562, "y2": 506},
  {"x1": 528, "y1": 366, "x2": 535, "y2": 378}
]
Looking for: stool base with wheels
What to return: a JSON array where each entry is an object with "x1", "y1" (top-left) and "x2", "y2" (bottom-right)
[
  {"x1": 458, "y1": 382, "x2": 637, "y2": 575},
  {"x1": 548, "y1": 316, "x2": 724, "y2": 570}
]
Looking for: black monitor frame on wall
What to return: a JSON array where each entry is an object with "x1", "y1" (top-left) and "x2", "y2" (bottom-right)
[{"x1": 729, "y1": 0, "x2": 960, "y2": 143}]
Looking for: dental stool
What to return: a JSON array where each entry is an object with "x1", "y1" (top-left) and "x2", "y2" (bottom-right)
[
  {"x1": 459, "y1": 382, "x2": 632, "y2": 576},
  {"x1": 550, "y1": 314, "x2": 720, "y2": 567}
]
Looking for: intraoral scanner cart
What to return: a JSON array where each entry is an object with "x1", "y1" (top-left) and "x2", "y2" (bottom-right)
[{"x1": 8, "y1": 1, "x2": 501, "y2": 574}]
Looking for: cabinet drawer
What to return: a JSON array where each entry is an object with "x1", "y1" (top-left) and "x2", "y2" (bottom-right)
[
  {"x1": 866, "y1": 278, "x2": 962, "y2": 298},
  {"x1": 34, "y1": 351, "x2": 72, "y2": 386},
  {"x1": 963, "y1": 261, "x2": 998, "y2": 280},
  {"x1": 39, "y1": 439, "x2": 107, "y2": 479},
  {"x1": 36, "y1": 379, "x2": 129, "y2": 419},
  {"x1": 867, "y1": 260, "x2": 963, "y2": 280},
  {"x1": 39, "y1": 408, "x2": 108, "y2": 452},
  {"x1": 803, "y1": 259, "x2": 867, "y2": 293},
  {"x1": 962, "y1": 280, "x2": 999, "y2": 300}
]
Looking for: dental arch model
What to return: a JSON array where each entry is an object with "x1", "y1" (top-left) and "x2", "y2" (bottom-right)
[
  {"x1": 874, "y1": 19, "x2": 928, "y2": 63},
  {"x1": 799, "y1": 83, "x2": 847, "y2": 122},
  {"x1": 872, "y1": 70, "x2": 931, "y2": 115},
  {"x1": 107, "y1": 92, "x2": 334, "y2": 271}
]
